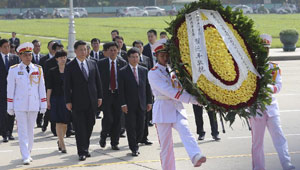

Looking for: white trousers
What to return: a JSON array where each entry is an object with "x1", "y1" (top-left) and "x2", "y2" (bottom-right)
[
  {"x1": 250, "y1": 114, "x2": 291, "y2": 170},
  {"x1": 156, "y1": 112, "x2": 202, "y2": 170},
  {"x1": 15, "y1": 111, "x2": 38, "y2": 160}
]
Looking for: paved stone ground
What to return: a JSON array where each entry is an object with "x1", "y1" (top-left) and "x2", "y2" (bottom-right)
[{"x1": 0, "y1": 60, "x2": 299, "y2": 170}]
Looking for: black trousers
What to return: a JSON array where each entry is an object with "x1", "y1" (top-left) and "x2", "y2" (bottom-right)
[
  {"x1": 43, "y1": 109, "x2": 56, "y2": 134},
  {"x1": 72, "y1": 109, "x2": 95, "y2": 156},
  {"x1": 0, "y1": 111, "x2": 14, "y2": 137},
  {"x1": 125, "y1": 106, "x2": 145, "y2": 152},
  {"x1": 141, "y1": 109, "x2": 150, "y2": 142},
  {"x1": 101, "y1": 93, "x2": 121, "y2": 146},
  {"x1": 192, "y1": 105, "x2": 219, "y2": 136}
]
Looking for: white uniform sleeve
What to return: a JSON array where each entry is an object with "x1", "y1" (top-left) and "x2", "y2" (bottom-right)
[
  {"x1": 268, "y1": 65, "x2": 282, "y2": 94},
  {"x1": 38, "y1": 67, "x2": 47, "y2": 110},
  {"x1": 148, "y1": 70, "x2": 193, "y2": 104},
  {"x1": 6, "y1": 68, "x2": 15, "y2": 110}
]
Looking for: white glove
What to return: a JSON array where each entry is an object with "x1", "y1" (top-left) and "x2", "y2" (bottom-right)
[
  {"x1": 39, "y1": 108, "x2": 47, "y2": 114},
  {"x1": 189, "y1": 96, "x2": 201, "y2": 106},
  {"x1": 7, "y1": 109, "x2": 14, "y2": 116}
]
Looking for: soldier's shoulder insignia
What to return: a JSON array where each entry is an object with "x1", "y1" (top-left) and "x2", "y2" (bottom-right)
[
  {"x1": 34, "y1": 64, "x2": 42, "y2": 68},
  {"x1": 10, "y1": 64, "x2": 18, "y2": 69},
  {"x1": 151, "y1": 66, "x2": 158, "y2": 71}
]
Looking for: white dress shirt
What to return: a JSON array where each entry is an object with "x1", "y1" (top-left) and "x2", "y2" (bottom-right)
[
  {"x1": 93, "y1": 51, "x2": 100, "y2": 60},
  {"x1": 109, "y1": 57, "x2": 118, "y2": 89},
  {"x1": 48, "y1": 53, "x2": 54, "y2": 59},
  {"x1": 76, "y1": 58, "x2": 89, "y2": 77},
  {"x1": 33, "y1": 53, "x2": 40, "y2": 63}
]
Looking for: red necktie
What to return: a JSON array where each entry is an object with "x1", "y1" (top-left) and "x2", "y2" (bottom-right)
[{"x1": 110, "y1": 61, "x2": 116, "y2": 90}]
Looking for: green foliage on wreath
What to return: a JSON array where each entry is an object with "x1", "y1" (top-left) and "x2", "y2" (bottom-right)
[{"x1": 165, "y1": 0, "x2": 274, "y2": 125}]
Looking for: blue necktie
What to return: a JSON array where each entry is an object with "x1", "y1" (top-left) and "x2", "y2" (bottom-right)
[
  {"x1": 36, "y1": 55, "x2": 39, "y2": 64},
  {"x1": 5, "y1": 55, "x2": 9, "y2": 71},
  {"x1": 81, "y1": 63, "x2": 88, "y2": 81}
]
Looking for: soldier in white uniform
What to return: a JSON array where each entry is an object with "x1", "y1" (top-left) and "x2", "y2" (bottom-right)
[
  {"x1": 148, "y1": 43, "x2": 206, "y2": 170},
  {"x1": 250, "y1": 34, "x2": 295, "y2": 170},
  {"x1": 7, "y1": 42, "x2": 47, "y2": 165}
]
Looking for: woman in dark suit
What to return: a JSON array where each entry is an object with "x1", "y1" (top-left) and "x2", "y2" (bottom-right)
[{"x1": 46, "y1": 50, "x2": 70, "y2": 153}]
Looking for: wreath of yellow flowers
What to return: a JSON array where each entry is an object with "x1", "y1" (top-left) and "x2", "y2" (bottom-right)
[{"x1": 165, "y1": 0, "x2": 273, "y2": 125}]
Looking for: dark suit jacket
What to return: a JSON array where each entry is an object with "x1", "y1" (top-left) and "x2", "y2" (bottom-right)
[
  {"x1": 64, "y1": 58, "x2": 103, "y2": 113},
  {"x1": 122, "y1": 43, "x2": 127, "y2": 52},
  {"x1": 119, "y1": 50, "x2": 128, "y2": 62},
  {"x1": 9, "y1": 38, "x2": 20, "y2": 47},
  {"x1": 39, "y1": 54, "x2": 51, "y2": 72},
  {"x1": 0, "y1": 54, "x2": 20, "y2": 112},
  {"x1": 31, "y1": 53, "x2": 45, "y2": 65},
  {"x1": 142, "y1": 43, "x2": 154, "y2": 68},
  {"x1": 139, "y1": 55, "x2": 151, "y2": 70},
  {"x1": 90, "y1": 51, "x2": 104, "y2": 61},
  {"x1": 119, "y1": 65, "x2": 152, "y2": 111},
  {"x1": 97, "y1": 57, "x2": 127, "y2": 101}
]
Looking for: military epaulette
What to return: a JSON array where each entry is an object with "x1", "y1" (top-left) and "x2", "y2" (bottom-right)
[
  {"x1": 34, "y1": 64, "x2": 42, "y2": 68},
  {"x1": 151, "y1": 66, "x2": 158, "y2": 71},
  {"x1": 10, "y1": 64, "x2": 18, "y2": 69}
]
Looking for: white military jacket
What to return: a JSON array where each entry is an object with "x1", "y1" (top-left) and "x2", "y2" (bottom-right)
[
  {"x1": 7, "y1": 62, "x2": 47, "y2": 112},
  {"x1": 148, "y1": 63, "x2": 194, "y2": 123},
  {"x1": 257, "y1": 62, "x2": 282, "y2": 117}
]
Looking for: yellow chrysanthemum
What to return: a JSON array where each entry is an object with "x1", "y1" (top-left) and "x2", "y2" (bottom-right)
[{"x1": 177, "y1": 21, "x2": 257, "y2": 106}]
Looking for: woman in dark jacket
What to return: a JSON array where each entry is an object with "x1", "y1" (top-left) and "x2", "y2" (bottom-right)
[{"x1": 46, "y1": 50, "x2": 70, "y2": 153}]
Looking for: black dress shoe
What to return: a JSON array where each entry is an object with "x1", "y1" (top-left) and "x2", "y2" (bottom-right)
[
  {"x1": 37, "y1": 124, "x2": 42, "y2": 128},
  {"x1": 8, "y1": 135, "x2": 15, "y2": 140},
  {"x1": 132, "y1": 151, "x2": 139, "y2": 156},
  {"x1": 198, "y1": 135, "x2": 205, "y2": 140},
  {"x1": 85, "y1": 152, "x2": 91, "y2": 157},
  {"x1": 42, "y1": 127, "x2": 46, "y2": 132},
  {"x1": 79, "y1": 155, "x2": 86, "y2": 161},
  {"x1": 99, "y1": 138, "x2": 106, "y2": 148},
  {"x1": 148, "y1": 122, "x2": 154, "y2": 127},
  {"x1": 111, "y1": 145, "x2": 120, "y2": 150},
  {"x1": 3, "y1": 137, "x2": 8, "y2": 143},
  {"x1": 212, "y1": 135, "x2": 221, "y2": 141},
  {"x1": 61, "y1": 150, "x2": 67, "y2": 153},
  {"x1": 141, "y1": 140, "x2": 153, "y2": 145}
]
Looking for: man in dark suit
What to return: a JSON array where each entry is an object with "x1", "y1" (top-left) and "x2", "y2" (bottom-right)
[
  {"x1": 0, "y1": 39, "x2": 19, "y2": 142},
  {"x1": 142, "y1": 29, "x2": 157, "y2": 68},
  {"x1": 133, "y1": 40, "x2": 153, "y2": 145},
  {"x1": 111, "y1": 30, "x2": 127, "y2": 51},
  {"x1": 97, "y1": 42, "x2": 127, "y2": 150},
  {"x1": 31, "y1": 40, "x2": 45, "y2": 127},
  {"x1": 119, "y1": 47, "x2": 152, "y2": 156},
  {"x1": 90, "y1": 38, "x2": 104, "y2": 61},
  {"x1": 9, "y1": 32, "x2": 20, "y2": 48},
  {"x1": 65, "y1": 40, "x2": 103, "y2": 161},
  {"x1": 39, "y1": 40, "x2": 57, "y2": 133},
  {"x1": 114, "y1": 36, "x2": 127, "y2": 61},
  {"x1": 133, "y1": 40, "x2": 151, "y2": 70}
]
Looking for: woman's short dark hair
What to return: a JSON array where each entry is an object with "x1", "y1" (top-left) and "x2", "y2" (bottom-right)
[{"x1": 54, "y1": 50, "x2": 67, "y2": 58}]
